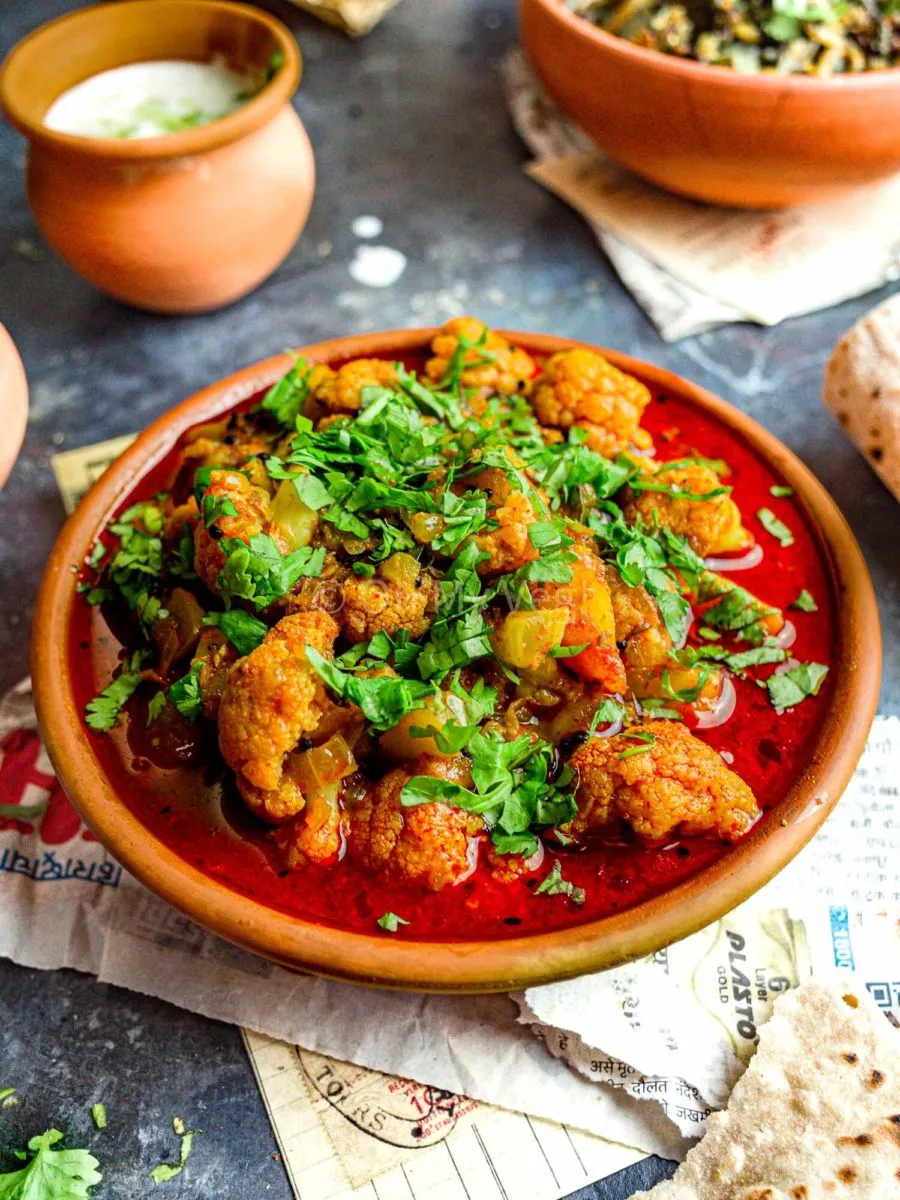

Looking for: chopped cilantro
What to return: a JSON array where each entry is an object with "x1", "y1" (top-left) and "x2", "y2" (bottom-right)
[
  {"x1": 0, "y1": 1128, "x2": 101, "y2": 1197},
  {"x1": 697, "y1": 571, "x2": 781, "y2": 644},
  {"x1": 85, "y1": 651, "x2": 147, "y2": 731},
  {"x1": 766, "y1": 663, "x2": 828, "y2": 712},
  {"x1": 377, "y1": 912, "x2": 410, "y2": 933},
  {"x1": 146, "y1": 690, "x2": 166, "y2": 725},
  {"x1": 201, "y1": 493, "x2": 238, "y2": 528},
  {"x1": 149, "y1": 1118, "x2": 201, "y2": 1185},
  {"x1": 589, "y1": 697, "x2": 626, "y2": 733},
  {"x1": 628, "y1": 477, "x2": 732, "y2": 502},
  {"x1": 216, "y1": 535, "x2": 324, "y2": 609},
  {"x1": 401, "y1": 730, "x2": 576, "y2": 856},
  {"x1": 534, "y1": 860, "x2": 585, "y2": 905},
  {"x1": 790, "y1": 588, "x2": 818, "y2": 613},
  {"x1": 757, "y1": 507, "x2": 794, "y2": 547},
  {"x1": 548, "y1": 642, "x2": 590, "y2": 658},
  {"x1": 91, "y1": 1104, "x2": 107, "y2": 1131},
  {"x1": 306, "y1": 647, "x2": 436, "y2": 732},
  {"x1": 770, "y1": 485, "x2": 794, "y2": 497},
  {"x1": 168, "y1": 663, "x2": 204, "y2": 722},
  {"x1": 617, "y1": 730, "x2": 657, "y2": 760},
  {"x1": 260, "y1": 355, "x2": 315, "y2": 429},
  {"x1": 203, "y1": 610, "x2": 269, "y2": 656}
]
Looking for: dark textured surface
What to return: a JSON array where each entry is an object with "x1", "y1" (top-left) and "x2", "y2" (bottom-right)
[{"x1": 0, "y1": 0, "x2": 896, "y2": 1196}]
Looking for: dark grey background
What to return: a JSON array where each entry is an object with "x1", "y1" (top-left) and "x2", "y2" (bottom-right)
[{"x1": 0, "y1": 0, "x2": 896, "y2": 1196}]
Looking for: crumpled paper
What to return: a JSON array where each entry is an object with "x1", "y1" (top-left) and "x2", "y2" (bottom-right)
[
  {"x1": 284, "y1": 0, "x2": 400, "y2": 36},
  {"x1": 2, "y1": 669, "x2": 898, "y2": 1152},
  {"x1": 502, "y1": 49, "x2": 900, "y2": 340}
]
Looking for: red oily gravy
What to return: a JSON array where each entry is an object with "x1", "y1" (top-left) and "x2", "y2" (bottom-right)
[{"x1": 68, "y1": 372, "x2": 834, "y2": 942}]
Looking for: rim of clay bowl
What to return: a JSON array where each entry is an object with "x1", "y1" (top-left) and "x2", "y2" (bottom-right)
[
  {"x1": 524, "y1": 0, "x2": 900, "y2": 89},
  {"x1": 0, "y1": 0, "x2": 301, "y2": 161},
  {"x1": 31, "y1": 329, "x2": 882, "y2": 993}
]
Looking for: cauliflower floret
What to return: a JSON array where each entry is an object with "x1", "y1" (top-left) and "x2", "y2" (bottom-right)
[
  {"x1": 566, "y1": 721, "x2": 760, "y2": 843},
  {"x1": 466, "y1": 467, "x2": 544, "y2": 576},
  {"x1": 311, "y1": 358, "x2": 397, "y2": 413},
  {"x1": 339, "y1": 553, "x2": 440, "y2": 642},
  {"x1": 425, "y1": 317, "x2": 536, "y2": 394},
  {"x1": 217, "y1": 612, "x2": 339, "y2": 820},
  {"x1": 531, "y1": 348, "x2": 652, "y2": 457},
  {"x1": 532, "y1": 546, "x2": 626, "y2": 691},
  {"x1": 607, "y1": 567, "x2": 673, "y2": 679},
  {"x1": 349, "y1": 756, "x2": 484, "y2": 891},
  {"x1": 273, "y1": 780, "x2": 344, "y2": 867},
  {"x1": 193, "y1": 469, "x2": 272, "y2": 593},
  {"x1": 623, "y1": 463, "x2": 753, "y2": 558}
]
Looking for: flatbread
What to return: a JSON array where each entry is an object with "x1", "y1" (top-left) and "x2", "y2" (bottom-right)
[
  {"x1": 822, "y1": 293, "x2": 900, "y2": 502},
  {"x1": 632, "y1": 981, "x2": 900, "y2": 1199},
  {"x1": 285, "y1": 0, "x2": 401, "y2": 35}
]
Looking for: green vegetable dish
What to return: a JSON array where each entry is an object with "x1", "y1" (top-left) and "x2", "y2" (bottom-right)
[{"x1": 565, "y1": 0, "x2": 900, "y2": 74}]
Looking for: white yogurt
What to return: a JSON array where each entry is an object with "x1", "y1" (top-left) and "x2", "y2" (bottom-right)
[{"x1": 44, "y1": 60, "x2": 254, "y2": 140}]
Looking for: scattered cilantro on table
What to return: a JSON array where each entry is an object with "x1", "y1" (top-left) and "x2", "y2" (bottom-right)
[
  {"x1": 0, "y1": 1129, "x2": 101, "y2": 1199},
  {"x1": 149, "y1": 1118, "x2": 201, "y2": 1186}
]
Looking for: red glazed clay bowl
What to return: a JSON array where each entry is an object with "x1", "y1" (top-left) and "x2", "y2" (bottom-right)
[
  {"x1": 31, "y1": 329, "x2": 881, "y2": 991},
  {"x1": 520, "y1": 0, "x2": 900, "y2": 209}
]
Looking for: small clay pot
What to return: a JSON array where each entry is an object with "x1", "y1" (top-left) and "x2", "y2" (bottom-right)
[
  {"x1": 520, "y1": 0, "x2": 900, "y2": 209},
  {"x1": 0, "y1": 1, "x2": 315, "y2": 314},
  {"x1": 0, "y1": 323, "x2": 28, "y2": 489},
  {"x1": 32, "y1": 329, "x2": 881, "y2": 992}
]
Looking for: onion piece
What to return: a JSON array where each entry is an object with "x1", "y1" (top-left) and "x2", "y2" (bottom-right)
[
  {"x1": 292, "y1": 735, "x2": 356, "y2": 792},
  {"x1": 695, "y1": 674, "x2": 737, "y2": 729},
  {"x1": 703, "y1": 543, "x2": 764, "y2": 573},
  {"x1": 773, "y1": 619, "x2": 797, "y2": 650}
]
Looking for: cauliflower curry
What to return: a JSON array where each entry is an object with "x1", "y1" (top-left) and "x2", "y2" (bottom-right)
[{"x1": 76, "y1": 321, "x2": 832, "y2": 938}]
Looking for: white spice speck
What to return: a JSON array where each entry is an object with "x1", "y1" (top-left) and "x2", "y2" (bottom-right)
[
  {"x1": 351, "y1": 215, "x2": 383, "y2": 240},
  {"x1": 317, "y1": 240, "x2": 333, "y2": 258},
  {"x1": 348, "y1": 245, "x2": 407, "y2": 289}
]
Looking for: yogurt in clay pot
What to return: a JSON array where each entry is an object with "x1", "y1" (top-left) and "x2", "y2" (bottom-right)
[{"x1": 44, "y1": 59, "x2": 256, "y2": 140}]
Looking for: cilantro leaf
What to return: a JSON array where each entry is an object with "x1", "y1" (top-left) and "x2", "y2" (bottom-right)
[
  {"x1": 770, "y1": 485, "x2": 794, "y2": 497},
  {"x1": 149, "y1": 1119, "x2": 201, "y2": 1185},
  {"x1": 306, "y1": 647, "x2": 436, "y2": 732},
  {"x1": 146, "y1": 690, "x2": 166, "y2": 725},
  {"x1": 589, "y1": 697, "x2": 626, "y2": 733},
  {"x1": 377, "y1": 912, "x2": 410, "y2": 933},
  {"x1": 790, "y1": 588, "x2": 818, "y2": 613},
  {"x1": 260, "y1": 356, "x2": 315, "y2": 429},
  {"x1": 757, "y1": 507, "x2": 794, "y2": 548},
  {"x1": 85, "y1": 651, "x2": 147, "y2": 731},
  {"x1": 91, "y1": 1105, "x2": 107, "y2": 1131},
  {"x1": 203, "y1": 610, "x2": 269, "y2": 656},
  {"x1": 201, "y1": 494, "x2": 238, "y2": 529},
  {"x1": 168, "y1": 663, "x2": 204, "y2": 722},
  {"x1": 534, "y1": 860, "x2": 585, "y2": 905},
  {"x1": 216, "y1": 535, "x2": 325, "y2": 609},
  {"x1": 617, "y1": 730, "x2": 657, "y2": 760},
  {"x1": 766, "y1": 663, "x2": 828, "y2": 712},
  {"x1": 0, "y1": 1128, "x2": 102, "y2": 1198}
]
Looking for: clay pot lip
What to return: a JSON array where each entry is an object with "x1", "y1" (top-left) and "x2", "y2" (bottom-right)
[
  {"x1": 524, "y1": 0, "x2": 900, "y2": 90},
  {"x1": 32, "y1": 328, "x2": 881, "y2": 993},
  {"x1": 0, "y1": 0, "x2": 301, "y2": 161}
]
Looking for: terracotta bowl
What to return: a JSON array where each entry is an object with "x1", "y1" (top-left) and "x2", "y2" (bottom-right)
[
  {"x1": 0, "y1": 323, "x2": 28, "y2": 489},
  {"x1": 0, "y1": 1, "x2": 315, "y2": 314},
  {"x1": 32, "y1": 329, "x2": 881, "y2": 992},
  {"x1": 520, "y1": 0, "x2": 900, "y2": 209}
]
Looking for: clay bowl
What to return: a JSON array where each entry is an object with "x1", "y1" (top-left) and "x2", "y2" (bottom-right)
[
  {"x1": 520, "y1": 0, "x2": 900, "y2": 209},
  {"x1": 32, "y1": 329, "x2": 880, "y2": 992},
  {"x1": 0, "y1": 323, "x2": 28, "y2": 489},
  {"x1": 0, "y1": 1, "x2": 314, "y2": 314}
]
